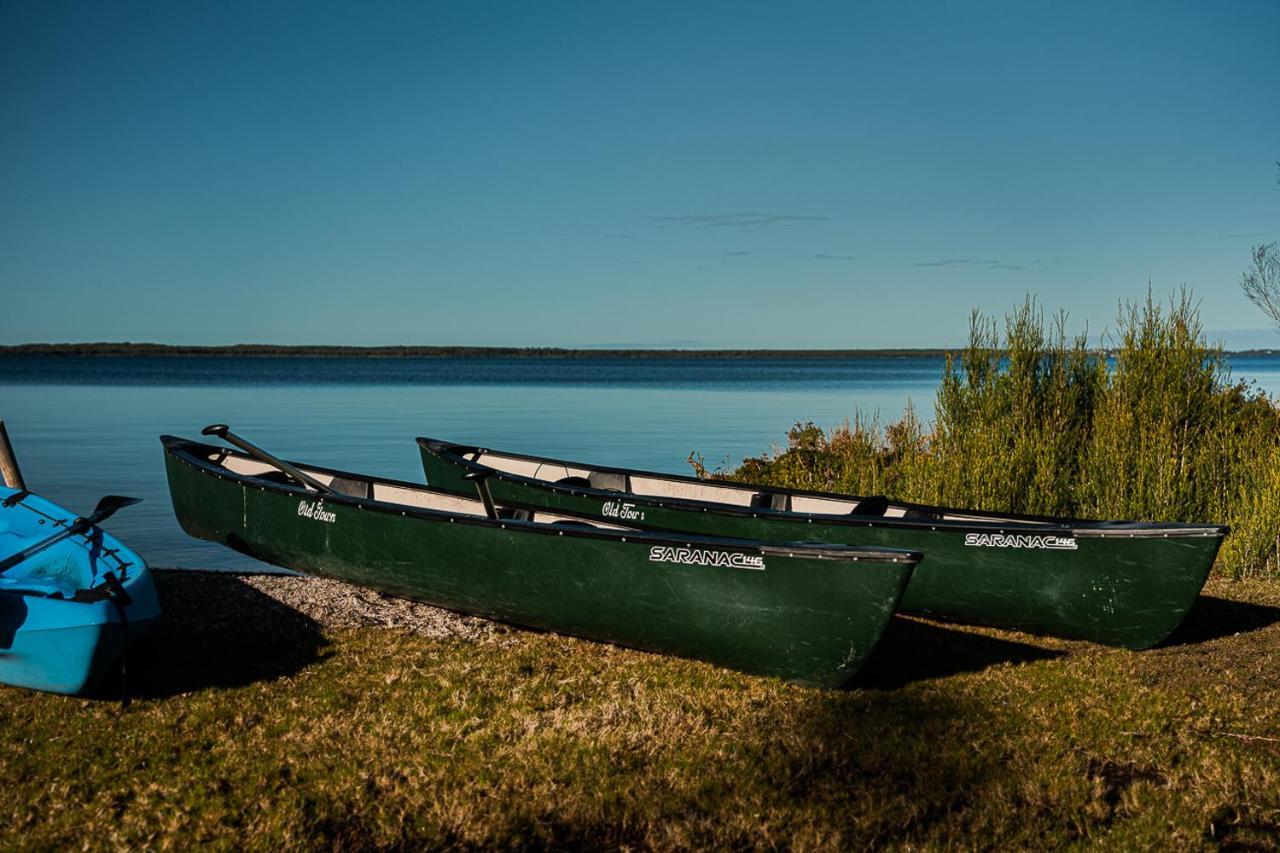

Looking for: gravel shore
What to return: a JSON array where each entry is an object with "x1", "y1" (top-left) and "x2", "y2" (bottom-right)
[{"x1": 152, "y1": 568, "x2": 507, "y2": 641}]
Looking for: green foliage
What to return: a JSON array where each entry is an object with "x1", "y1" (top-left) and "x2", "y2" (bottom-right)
[
  {"x1": 723, "y1": 291, "x2": 1280, "y2": 578},
  {"x1": 928, "y1": 300, "x2": 1103, "y2": 515},
  {"x1": 731, "y1": 413, "x2": 923, "y2": 498}
]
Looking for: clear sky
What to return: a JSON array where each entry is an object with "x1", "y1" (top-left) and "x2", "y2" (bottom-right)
[{"x1": 2, "y1": 1, "x2": 1278, "y2": 348}]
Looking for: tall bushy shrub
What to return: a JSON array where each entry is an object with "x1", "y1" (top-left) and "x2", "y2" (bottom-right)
[
  {"x1": 1078, "y1": 290, "x2": 1238, "y2": 521},
  {"x1": 717, "y1": 291, "x2": 1280, "y2": 578},
  {"x1": 926, "y1": 301, "x2": 1103, "y2": 515},
  {"x1": 1218, "y1": 442, "x2": 1280, "y2": 578}
]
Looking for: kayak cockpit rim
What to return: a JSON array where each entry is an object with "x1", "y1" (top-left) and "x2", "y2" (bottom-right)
[
  {"x1": 417, "y1": 437, "x2": 1229, "y2": 540},
  {"x1": 2, "y1": 494, "x2": 141, "y2": 573},
  {"x1": 160, "y1": 436, "x2": 923, "y2": 564}
]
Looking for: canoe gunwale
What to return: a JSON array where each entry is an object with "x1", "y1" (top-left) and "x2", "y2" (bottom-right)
[
  {"x1": 161, "y1": 436, "x2": 923, "y2": 566},
  {"x1": 417, "y1": 438, "x2": 1229, "y2": 540}
]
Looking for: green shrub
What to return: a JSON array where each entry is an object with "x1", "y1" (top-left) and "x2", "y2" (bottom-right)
[
  {"x1": 717, "y1": 291, "x2": 1280, "y2": 578},
  {"x1": 926, "y1": 300, "x2": 1103, "y2": 515}
]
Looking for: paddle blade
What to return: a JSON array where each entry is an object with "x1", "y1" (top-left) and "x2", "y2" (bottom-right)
[
  {"x1": 202, "y1": 424, "x2": 230, "y2": 438},
  {"x1": 91, "y1": 495, "x2": 143, "y2": 518}
]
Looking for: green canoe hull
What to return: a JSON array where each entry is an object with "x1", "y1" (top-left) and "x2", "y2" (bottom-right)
[
  {"x1": 420, "y1": 441, "x2": 1226, "y2": 650},
  {"x1": 162, "y1": 437, "x2": 918, "y2": 687}
]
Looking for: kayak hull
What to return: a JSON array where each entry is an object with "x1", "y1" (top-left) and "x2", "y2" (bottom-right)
[
  {"x1": 0, "y1": 488, "x2": 161, "y2": 695},
  {"x1": 419, "y1": 440, "x2": 1225, "y2": 649},
  {"x1": 162, "y1": 436, "x2": 919, "y2": 686},
  {"x1": 0, "y1": 600, "x2": 160, "y2": 695}
]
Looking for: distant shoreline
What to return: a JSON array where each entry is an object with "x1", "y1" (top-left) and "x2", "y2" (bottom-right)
[
  {"x1": 0, "y1": 342, "x2": 954, "y2": 359},
  {"x1": 0, "y1": 343, "x2": 1274, "y2": 358}
]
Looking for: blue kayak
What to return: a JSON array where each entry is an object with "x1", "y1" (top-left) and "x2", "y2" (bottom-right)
[{"x1": 0, "y1": 486, "x2": 160, "y2": 695}]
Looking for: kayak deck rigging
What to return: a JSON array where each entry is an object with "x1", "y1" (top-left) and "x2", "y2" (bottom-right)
[{"x1": 0, "y1": 495, "x2": 139, "y2": 597}]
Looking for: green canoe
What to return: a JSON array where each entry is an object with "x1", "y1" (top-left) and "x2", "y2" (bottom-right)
[
  {"x1": 419, "y1": 438, "x2": 1228, "y2": 649},
  {"x1": 161, "y1": 433, "x2": 921, "y2": 686}
]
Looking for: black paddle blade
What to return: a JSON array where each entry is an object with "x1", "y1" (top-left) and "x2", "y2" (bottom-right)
[
  {"x1": 201, "y1": 424, "x2": 230, "y2": 438},
  {"x1": 91, "y1": 495, "x2": 143, "y2": 518}
]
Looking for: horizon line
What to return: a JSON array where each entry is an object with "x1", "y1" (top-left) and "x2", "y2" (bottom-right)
[{"x1": 2, "y1": 342, "x2": 1279, "y2": 358}]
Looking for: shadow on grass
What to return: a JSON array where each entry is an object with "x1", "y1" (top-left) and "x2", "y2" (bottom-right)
[
  {"x1": 855, "y1": 614, "x2": 1063, "y2": 689},
  {"x1": 99, "y1": 570, "x2": 330, "y2": 700},
  {"x1": 300, "y1": 681, "x2": 998, "y2": 850},
  {"x1": 740, "y1": 689, "x2": 993, "y2": 845},
  {"x1": 1159, "y1": 595, "x2": 1280, "y2": 647}
]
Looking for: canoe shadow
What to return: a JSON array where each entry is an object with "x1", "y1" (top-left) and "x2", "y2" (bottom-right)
[
  {"x1": 855, "y1": 615, "x2": 1064, "y2": 690},
  {"x1": 95, "y1": 570, "x2": 330, "y2": 700},
  {"x1": 1158, "y1": 595, "x2": 1280, "y2": 647}
]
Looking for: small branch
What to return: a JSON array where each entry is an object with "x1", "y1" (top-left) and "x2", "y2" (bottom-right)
[
  {"x1": 1121, "y1": 729, "x2": 1280, "y2": 745},
  {"x1": 1213, "y1": 731, "x2": 1280, "y2": 744}
]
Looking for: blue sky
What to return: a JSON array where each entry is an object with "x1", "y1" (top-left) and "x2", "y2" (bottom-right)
[{"x1": 2, "y1": 2, "x2": 1278, "y2": 348}]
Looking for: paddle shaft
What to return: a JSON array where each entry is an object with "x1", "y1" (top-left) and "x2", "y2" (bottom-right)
[
  {"x1": 0, "y1": 496, "x2": 140, "y2": 573},
  {"x1": 0, "y1": 421, "x2": 25, "y2": 491},
  {"x1": 203, "y1": 425, "x2": 337, "y2": 495}
]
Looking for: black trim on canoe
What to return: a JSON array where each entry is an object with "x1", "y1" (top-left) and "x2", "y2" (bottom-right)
[
  {"x1": 417, "y1": 438, "x2": 1229, "y2": 540},
  {"x1": 160, "y1": 436, "x2": 922, "y2": 565}
]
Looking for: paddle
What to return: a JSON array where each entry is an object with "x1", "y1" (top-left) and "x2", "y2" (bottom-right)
[
  {"x1": 463, "y1": 468, "x2": 499, "y2": 520},
  {"x1": 0, "y1": 495, "x2": 142, "y2": 573},
  {"x1": 201, "y1": 424, "x2": 337, "y2": 495}
]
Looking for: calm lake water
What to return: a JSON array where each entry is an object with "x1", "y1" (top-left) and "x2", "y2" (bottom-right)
[{"x1": 3, "y1": 354, "x2": 1279, "y2": 570}]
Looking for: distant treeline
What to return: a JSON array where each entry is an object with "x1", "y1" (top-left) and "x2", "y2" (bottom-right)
[{"x1": 0, "y1": 342, "x2": 952, "y2": 359}]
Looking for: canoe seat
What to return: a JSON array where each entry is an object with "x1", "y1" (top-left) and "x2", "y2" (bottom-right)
[
  {"x1": 588, "y1": 471, "x2": 630, "y2": 492},
  {"x1": 329, "y1": 476, "x2": 371, "y2": 500},
  {"x1": 850, "y1": 496, "x2": 890, "y2": 517},
  {"x1": 750, "y1": 492, "x2": 792, "y2": 512},
  {"x1": 555, "y1": 476, "x2": 591, "y2": 489},
  {"x1": 497, "y1": 507, "x2": 531, "y2": 522}
]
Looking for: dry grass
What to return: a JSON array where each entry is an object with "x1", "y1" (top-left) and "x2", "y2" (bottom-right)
[{"x1": 3, "y1": 570, "x2": 1280, "y2": 849}]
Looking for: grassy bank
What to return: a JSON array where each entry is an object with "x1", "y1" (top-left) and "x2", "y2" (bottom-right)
[
  {"x1": 3, "y1": 571, "x2": 1280, "y2": 848},
  {"x1": 713, "y1": 291, "x2": 1280, "y2": 579}
]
